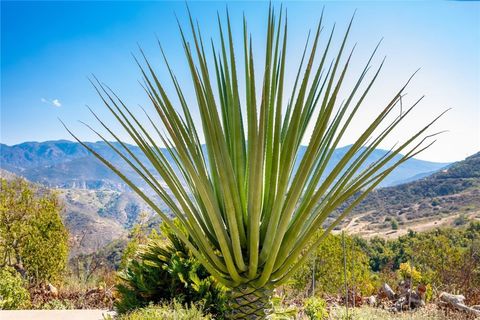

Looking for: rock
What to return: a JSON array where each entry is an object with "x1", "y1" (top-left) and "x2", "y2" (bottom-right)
[
  {"x1": 380, "y1": 283, "x2": 396, "y2": 300},
  {"x1": 440, "y1": 292, "x2": 465, "y2": 305},
  {"x1": 439, "y1": 292, "x2": 480, "y2": 317},
  {"x1": 408, "y1": 290, "x2": 425, "y2": 309},
  {"x1": 397, "y1": 279, "x2": 411, "y2": 296},
  {"x1": 47, "y1": 283, "x2": 58, "y2": 297},
  {"x1": 417, "y1": 284, "x2": 427, "y2": 298},
  {"x1": 393, "y1": 296, "x2": 407, "y2": 311},
  {"x1": 367, "y1": 295, "x2": 377, "y2": 306}
]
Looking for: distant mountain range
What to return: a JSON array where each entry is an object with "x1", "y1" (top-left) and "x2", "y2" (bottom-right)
[
  {"x1": 0, "y1": 140, "x2": 451, "y2": 190},
  {"x1": 2, "y1": 140, "x2": 469, "y2": 255}
]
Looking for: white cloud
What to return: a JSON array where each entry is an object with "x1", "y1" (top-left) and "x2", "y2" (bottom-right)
[
  {"x1": 41, "y1": 98, "x2": 62, "y2": 107},
  {"x1": 51, "y1": 99, "x2": 61, "y2": 107}
]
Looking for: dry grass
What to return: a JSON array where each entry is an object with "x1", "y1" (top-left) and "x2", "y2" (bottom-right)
[
  {"x1": 328, "y1": 305, "x2": 474, "y2": 320},
  {"x1": 29, "y1": 277, "x2": 115, "y2": 310}
]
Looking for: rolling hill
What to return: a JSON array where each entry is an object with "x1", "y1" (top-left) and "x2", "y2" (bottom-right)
[{"x1": 341, "y1": 152, "x2": 480, "y2": 238}]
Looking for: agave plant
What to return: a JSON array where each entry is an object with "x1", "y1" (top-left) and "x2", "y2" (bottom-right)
[{"x1": 66, "y1": 6, "x2": 444, "y2": 319}]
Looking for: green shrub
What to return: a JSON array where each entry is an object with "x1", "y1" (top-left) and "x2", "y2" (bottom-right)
[
  {"x1": 390, "y1": 218, "x2": 399, "y2": 230},
  {"x1": 303, "y1": 297, "x2": 328, "y2": 320},
  {"x1": 0, "y1": 266, "x2": 31, "y2": 310},
  {"x1": 364, "y1": 223, "x2": 480, "y2": 303},
  {"x1": 115, "y1": 220, "x2": 227, "y2": 317},
  {"x1": 424, "y1": 283, "x2": 434, "y2": 303},
  {"x1": 0, "y1": 178, "x2": 68, "y2": 284},
  {"x1": 114, "y1": 302, "x2": 211, "y2": 320},
  {"x1": 292, "y1": 233, "x2": 375, "y2": 296},
  {"x1": 268, "y1": 295, "x2": 298, "y2": 319},
  {"x1": 41, "y1": 299, "x2": 75, "y2": 310},
  {"x1": 453, "y1": 213, "x2": 469, "y2": 226},
  {"x1": 398, "y1": 262, "x2": 422, "y2": 284}
]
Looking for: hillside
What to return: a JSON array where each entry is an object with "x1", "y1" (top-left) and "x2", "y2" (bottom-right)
[
  {"x1": 2, "y1": 140, "x2": 475, "y2": 255},
  {"x1": 0, "y1": 169, "x2": 157, "y2": 256},
  {"x1": 342, "y1": 152, "x2": 480, "y2": 237},
  {"x1": 62, "y1": 188, "x2": 158, "y2": 256},
  {"x1": 1, "y1": 140, "x2": 450, "y2": 189}
]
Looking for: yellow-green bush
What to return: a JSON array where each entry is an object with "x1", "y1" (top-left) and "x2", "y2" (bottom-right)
[
  {"x1": 292, "y1": 233, "x2": 375, "y2": 297},
  {"x1": 0, "y1": 178, "x2": 68, "y2": 284},
  {"x1": 0, "y1": 266, "x2": 30, "y2": 310},
  {"x1": 303, "y1": 297, "x2": 328, "y2": 320},
  {"x1": 398, "y1": 262, "x2": 422, "y2": 284},
  {"x1": 268, "y1": 295, "x2": 298, "y2": 319}
]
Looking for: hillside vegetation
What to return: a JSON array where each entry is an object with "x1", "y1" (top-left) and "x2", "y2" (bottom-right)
[
  {"x1": 341, "y1": 152, "x2": 480, "y2": 237},
  {"x1": 62, "y1": 188, "x2": 157, "y2": 256}
]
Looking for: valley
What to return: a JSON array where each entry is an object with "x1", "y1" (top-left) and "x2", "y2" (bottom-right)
[{"x1": 1, "y1": 140, "x2": 478, "y2": 256}]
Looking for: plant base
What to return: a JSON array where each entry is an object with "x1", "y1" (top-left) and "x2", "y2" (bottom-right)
[{"x1": 227, "y1": 285, "x2": 273, "y2": 319}]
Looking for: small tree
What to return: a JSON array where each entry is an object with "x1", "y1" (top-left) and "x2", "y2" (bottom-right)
[
  {"x1": 292, "y1": 232, "x2": 374, "y2": 296},
  {"x1": 391, "y1": 218, "x2": 399, "y2": 230},
  {"x1": 0, "y1": 266, "x2": 31, "y2": 310},
  {"x1": 119, "y1": 212, "x2": 150, "y2": 270},
  {"x1": 0, "y1": 178, "x2": 69, "y2": 284}
]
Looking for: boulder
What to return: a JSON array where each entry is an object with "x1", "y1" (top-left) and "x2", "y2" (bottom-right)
[
  {"x1": 47, "y1": 283, "x2": 58, "y2": 297},
  {"x1": 439, "y1": 292, "x2": 480, "y2": 317},
  {"x1": 367, "y1": 295, "x2": 377, "y2": 306},
  {"x1": 380, "y1": 283, "x2": 396, "y2": 300}
]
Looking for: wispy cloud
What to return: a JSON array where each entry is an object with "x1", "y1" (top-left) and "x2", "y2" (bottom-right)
[{"x1": 41, "y1": 98, "x2": 62, "y2": 107}]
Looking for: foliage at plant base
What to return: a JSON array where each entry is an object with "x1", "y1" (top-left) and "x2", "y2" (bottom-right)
[
  {"x1": 267, "y1": 295, "x2": 298, "y2": 319},
  {"x1": 111, "y1": 301, "x2": 211, "y2": 320},
  {"x1": 0, "y1": 178, "x2": 69, "y2": 284},
  {"x1": 303, "y1": 296, "x2": 328, "y2": 320},
  {"x1": 115, "y1": 220, "x2": 227, "y2": 316},
  {"x1": 0, "y1": 266, "x2": 31, "y2": 310},
  {"x1": 292, "y1": 232, "x2": 375, "y2": 297}
]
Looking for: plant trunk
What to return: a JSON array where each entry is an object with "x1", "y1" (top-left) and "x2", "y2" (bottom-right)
[{"x1": 227, "y1": 285, "x2": 273, "y2": 319}]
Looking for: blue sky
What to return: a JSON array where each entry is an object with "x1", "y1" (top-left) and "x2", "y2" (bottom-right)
[{"x1": 1, "y1": 1, "x2": 479, "y2": 162}]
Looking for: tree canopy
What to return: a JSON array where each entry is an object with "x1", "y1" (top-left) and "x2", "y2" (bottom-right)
[{"x1": 0, "y1": 178, "x2": 69, "y2": 284}]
